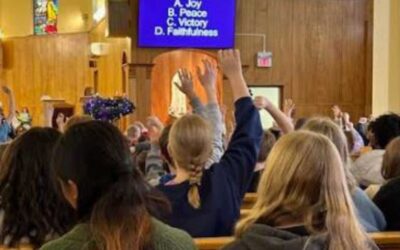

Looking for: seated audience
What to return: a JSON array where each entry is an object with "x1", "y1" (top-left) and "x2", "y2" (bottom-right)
[
  {"x1": 41, "y1": 121, "x2": 195, "y2": 250},
  {"x1": 247, "y1": 131, "x2": 276, "y2": 193},
  {"x1": 157, "y1": 50, "x2": 263, "y2": 237},
  {"x1": 352, "y1": 113, "x2": 400, "y2": 186},
  {"x1": 224, "y1": 131, "x2": 377, "y2": 250},
  {"x1": 302, "y1": 117, "x2": 386, "y2": 232},
  {"x1": 373, "y1": 137, "x2": 400, "y2": 230},
  {"x1": 0, "y1": 128, "x2": 74, "y2": 248}
]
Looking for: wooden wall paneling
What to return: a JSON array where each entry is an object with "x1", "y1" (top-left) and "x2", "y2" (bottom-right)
[
  {"x1": 0, "y1": 34, "x2": 91, "y2": 126},
  {"x1": 291, "y1": 0, "x2": 371, "y2": 120}
]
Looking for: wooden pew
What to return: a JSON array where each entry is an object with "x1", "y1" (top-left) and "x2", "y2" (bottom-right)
[
  {"x1": 195, "y1": 237, "x2": 234, "y2": 250},
  {"x1": 371, "y1": 232, "x2": 400, "y2": 250},
  {"x1": 195, "y1": 232, "x2": 400, "y2": 250}
]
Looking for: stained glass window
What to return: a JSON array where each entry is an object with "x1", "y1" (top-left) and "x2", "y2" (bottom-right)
[{"x1": 34, "y1": 0, "x2": 59, "y2": 35}]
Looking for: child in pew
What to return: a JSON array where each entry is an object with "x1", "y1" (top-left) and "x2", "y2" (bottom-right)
[
  {"x1": 145, "y1": 62, "x2": 225, "y2": 187},
  {"x1": 0, "y1": 128, "x2": 75, "y2": 248},
  {"x1": 224, "y1": 131, "x2": 377, "y2": 250},
  {"x1": 41, "y1": 121, "x2": 196, "y2": 250},
  {"x1": 156, "y1": 50, "x2": 263, "y2": 237},
  {"x1": 302, "y1": 118, "x2": 386, "y2": 232},
  {"x1": 373, "y1": 137, "x2": 400, "y2": 230}
]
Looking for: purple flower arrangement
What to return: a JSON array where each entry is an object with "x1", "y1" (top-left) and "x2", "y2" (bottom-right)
[{"x1": 84, "y1": 96, "x2": 135, "y2": 122}]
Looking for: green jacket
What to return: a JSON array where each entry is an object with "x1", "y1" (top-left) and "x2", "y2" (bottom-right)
[{"x1": 40, "y1": 218, "x2": 197, "y2": 250}]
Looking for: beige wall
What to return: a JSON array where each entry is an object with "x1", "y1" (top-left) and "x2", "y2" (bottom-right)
[
  {"x1": 0, "y1": 0, "x2": 93, "y2": 38},
  {"x1": 0, "y1": 0, "x2": 33, "y2": 37},
  {"x1": 388, "y1": 0, "x2": 400, "y2": 112},
  {"x1": 373, "y1": 0, "x2": 400, "y2": 115},
  {"x1": 58, "y1": 0, "x2": 93, "y2": 33}
]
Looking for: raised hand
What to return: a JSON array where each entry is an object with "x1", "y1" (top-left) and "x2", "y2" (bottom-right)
[
  {"x1": 332, "y1": 105, "x2": 342, "y2": 119},
  {"x1": 197, "y1": 59, "x2": 218, "y2": 103},
  {"x1": 254, "y1": 96, "x2": 273, "y2": 110},
  {"x1": 343, "y1": 112, "x2": 353, "y2": 129},
  {"x1": 218, "y1": 49, "x2": 249, "y2": 101},
  {"x1": 283, "y1": 99, "x2": 295, "y2": 118},
  {"x1": 218, "y1": 49, "x2": 243, "y2": 79},
  {"x1": 174, "y1": 69, "x2": 196, "y2": 99},
  {"x1": 56, "y1": 113, "x2": 66, "y2": 132},
  {"x1": 197, "y1": 59, "x2": 217, "y2": 92}
]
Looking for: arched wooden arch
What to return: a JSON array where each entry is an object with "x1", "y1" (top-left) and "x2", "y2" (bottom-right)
[{"x1": 151, "y1": 49, "x2": 224, "y2": 123}]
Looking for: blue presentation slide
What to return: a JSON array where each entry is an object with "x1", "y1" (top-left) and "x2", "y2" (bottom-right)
[{"x1": 138, "y1": 0, "x2": 236, "y2": 48}]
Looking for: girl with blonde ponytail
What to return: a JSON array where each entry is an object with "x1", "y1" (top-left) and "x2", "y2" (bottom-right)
[
  {"x1": 224, "y1": 131, "x2": 377, "y2": 250},
  {"x1": 157, "y1": 50, "x2": 263, "y2": 237}
]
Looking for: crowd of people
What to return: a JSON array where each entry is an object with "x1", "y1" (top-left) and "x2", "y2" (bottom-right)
[{"x1": 0, "y1": 49, "x2": 398, "y2": 250}]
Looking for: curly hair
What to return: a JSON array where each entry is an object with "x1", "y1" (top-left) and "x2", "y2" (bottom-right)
[
  {"x1": 371, "y1": 113, "x2": 400, "y2": 149},
  {"x1": 0, "y1": 127, "x2": 75, "y2": 248}
]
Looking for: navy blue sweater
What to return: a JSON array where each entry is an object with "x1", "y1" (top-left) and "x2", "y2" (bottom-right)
[{"x1": 157, "y1": 97, "x2": 263, "y2": 237}]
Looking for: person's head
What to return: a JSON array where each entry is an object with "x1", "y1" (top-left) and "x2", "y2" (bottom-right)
[
  {"x1": 84, "y1": 86, "x2": 95, "y2": 97},
  {"x1": 0, "y1": 127, "x2": 74, "y2": 247},
  {"x1": 64, "y1": 115, "x2": 93, "y2": 132},
  {"x1": 370, "y1": 113, "x2": 400, "y2": 149},
  {"x1": 257, "y1": 131, "x2": 276, "y2": 164},
  {"x1": 168, "y1": 115, "x2": 212, "y2": 209},
  {"x1": 133, "y1": 121, "x2": 147, "y2": 133},
  {"x1": 53, "y1": 121, "x2": 167, "y2": 250},
  {"x1": 294, "y1": 117, "x2": 308, "y2": 130},
  {"x1": 301, "y1": 117, "x2": 356, "y2": 191},
  {"x1": 236, "y1": 131, "x2": 368, "y2": 249},
  {"x1": 381, "y1": 137, "x2": 400, "y2": 180},
  {"x1": 126, "y1": 124, "x2": 142, "y2": 145}
]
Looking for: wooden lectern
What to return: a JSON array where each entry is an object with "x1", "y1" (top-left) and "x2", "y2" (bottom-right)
[{"x1": 42, "y1": 98, "x2": 75, "y2": 128}]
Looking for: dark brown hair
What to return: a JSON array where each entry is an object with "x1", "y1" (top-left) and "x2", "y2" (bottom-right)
[{"x1": 53, "y1": 121, "x2": 168, "y2": 250}]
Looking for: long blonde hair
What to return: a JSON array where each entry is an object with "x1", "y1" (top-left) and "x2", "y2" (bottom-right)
[
  {"x1": 168, "y1": 115, "x2": 212, "y2": 209},
  {"x1": 302, "y1": 117, "x2": 357, "y2": 191},
  {"x1": 236, "y1": 131, "x2": 370, "y2": 250}
]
